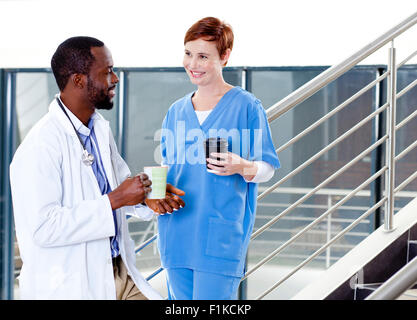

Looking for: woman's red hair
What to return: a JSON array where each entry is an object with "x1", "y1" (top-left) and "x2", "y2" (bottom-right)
[{"x1": 184, "y1": 17, "x2": 234, "y2": 60}]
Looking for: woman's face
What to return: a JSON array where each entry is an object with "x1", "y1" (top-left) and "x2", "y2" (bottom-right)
[{"x1": 183, "y1": 38, "x2": 229, "y2": 87}]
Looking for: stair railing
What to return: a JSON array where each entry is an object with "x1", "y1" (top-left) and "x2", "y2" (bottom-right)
[
  {"x1": 245, "y1": 11, "x2": 417, "y2": 299},
  {"x1": 366, "y1": 255, "x2": 417, "y2": 300},
  {"x1": 135, "y1": 11, "x2": 417, "y2": 297}
]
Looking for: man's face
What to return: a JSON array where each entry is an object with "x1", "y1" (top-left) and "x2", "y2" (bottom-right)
[{"x1": 87, "y1": 46, "x2": 119, "y2": 110}]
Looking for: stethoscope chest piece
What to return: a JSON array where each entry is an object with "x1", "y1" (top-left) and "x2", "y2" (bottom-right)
[{"x1": 82, "y1": 149, "x2": 95, "y2": 166}]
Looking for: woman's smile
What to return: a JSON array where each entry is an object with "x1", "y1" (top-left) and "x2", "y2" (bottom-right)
[{"x1": 189, "y1": 70, "x2": 205, "y2": 78}]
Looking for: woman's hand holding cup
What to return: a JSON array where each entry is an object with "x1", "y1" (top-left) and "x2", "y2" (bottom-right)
[{"x1": 145, "y1": 184, "x2": 185, "y2": 215}]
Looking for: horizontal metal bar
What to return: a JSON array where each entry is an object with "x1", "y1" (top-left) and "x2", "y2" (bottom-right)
[
  {"x1": 260, "y1": 103, "x2": 388, "y2": 201},
  {"x1": 252, "y1": 252, "x2": 341, "y2": 263},
  {"x1": 251, "y1": 239, "x2": 359, "y2": 250},
  {"x1": 395, "y1": 109, "x2": 417, "y2": 131},
  {"x1": 266, "y1": 12, "x2": 417, "y2": 123},
  {"x1": 255, "y1": 214, "x2": 371, "y2": 226},
  {"x1": 257, "y1": 186, "x2": 417, "y2": 198},
  {"x1": 258, "y1": 186, "x2": 372, "y2": 197},
  {"x1": 255, "y1": 197, "x2": 387, "y2": 300},
  {"x1": 253, "y1": 227, "x2": 370, "y2": 238},
  {"x1": 394, "y1": 170, "x2": 417, "y2": 195},
  {"x1": 145, "y1": 267, "x2": 164, "y2": 281},
  {"x1": 276, "y1": 71, "x2": 389, "y2": 154},
  {"x1": 355, "y1": 283, "x2": 384, "y2": 290},
  {"x1": 397, "y1": 49, "x2": 417, "y2": 69},
  {"x1": 396, "y1": 78, "x2": 417, "y2": 99},
  {"x1": 258, "y1": 202, "x2": 373, "y2": 212},
  {"x1": 253, "y1": 136, "x2": 388, "y2": 239},
  {"x1": 245, "y1": 167, "x2": 387, "y2": 279},
  {"x1": 129, "y1": 230, "x2": 157, "y2": 237},
  {"x1": 366, "y1": 255, "x2": 417, "y2": 300},
  {"x1": 134, "y1": 234, "x2": 157, "y2": 254}
]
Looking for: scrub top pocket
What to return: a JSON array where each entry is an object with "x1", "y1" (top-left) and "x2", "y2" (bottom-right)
[{"x1": 205, "y1": 217, "x2": 244, "y2": 261}]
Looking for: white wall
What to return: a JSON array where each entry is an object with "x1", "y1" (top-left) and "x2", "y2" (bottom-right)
[{"x1": 0, "y1": 0, "x2": 416, "y2": 68}]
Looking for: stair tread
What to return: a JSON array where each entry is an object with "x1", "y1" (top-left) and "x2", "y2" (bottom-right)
[{"x1": 397, "y1": 289, "x2": 417, "y2": 300}]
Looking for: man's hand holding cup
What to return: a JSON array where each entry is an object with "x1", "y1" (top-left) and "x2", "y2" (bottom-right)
[
  {"x1": 108, "y1": 173, "x2": 152, "y2": 210},
  {"x1": 143, "y1": 166, "x2": 185, "y2": 215}
]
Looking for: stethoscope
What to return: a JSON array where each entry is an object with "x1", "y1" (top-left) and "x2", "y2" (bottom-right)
[{"x1": 56, "y1": 97, "x2": 95, "y2": 166}]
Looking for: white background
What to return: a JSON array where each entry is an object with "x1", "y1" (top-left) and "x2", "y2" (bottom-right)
[{"x1": 0, "y1": 0, "x2": 416, "y2": 68}]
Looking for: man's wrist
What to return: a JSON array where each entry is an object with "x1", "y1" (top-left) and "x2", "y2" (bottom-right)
[{"x1": 108, "y1": 190, "x2": 123, "y2": 210}]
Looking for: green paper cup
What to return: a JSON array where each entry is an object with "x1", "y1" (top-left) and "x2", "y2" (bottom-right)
[{"x1": 144, "y1": 166, "x2": 168, "y2": 199}]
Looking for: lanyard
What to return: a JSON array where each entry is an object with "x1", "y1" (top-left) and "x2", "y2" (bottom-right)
[{"x1": 56, "y1": 97, "x2": 95, "y2": 166}]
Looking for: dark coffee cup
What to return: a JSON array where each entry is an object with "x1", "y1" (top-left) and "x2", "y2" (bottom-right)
[{"x1": 205, "y1": 137, "x2": 228, "y2": 172}]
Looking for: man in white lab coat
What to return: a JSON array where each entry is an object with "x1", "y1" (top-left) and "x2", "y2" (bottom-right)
[{"x1": 9, "y1": 36, "x2": 184, "y2": 300}]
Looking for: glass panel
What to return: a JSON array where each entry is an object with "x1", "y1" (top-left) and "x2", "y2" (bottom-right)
[
  {"x1": 15, "y1": 73, "x2": 57, "y2": 143},
  {"x1": 394, "y1": 66, "x2": 417, "y2": 209},
  {"x1": 246, "y1": 67, "x2": 379, "y2": 299},
  {"x1": 14, "y1": 72, "x2": 119, "y2": 145}
]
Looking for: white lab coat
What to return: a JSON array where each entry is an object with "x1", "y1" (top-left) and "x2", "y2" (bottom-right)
[{"x1": 9, "y1": 98, "x2": 162, "y2": 300}]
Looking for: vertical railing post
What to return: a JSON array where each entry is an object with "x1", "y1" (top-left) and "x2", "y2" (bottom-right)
[
  {"x1": 370, "y1": 67, "x2": 385, "y2": 232},
  {"x1": 326, "y1": 195, "x2": 332, "y2": 269},
  {"x1": 384, "y1": 41, "x2": 397, "y2": 232},
  {"x1": 1, "y1": 71, "x2": 16, "y2": 299},
  {"x1": 117, "y1": 70, "x2": 126, "y2": 157}
]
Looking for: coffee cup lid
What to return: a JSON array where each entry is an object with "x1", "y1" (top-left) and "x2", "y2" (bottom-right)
[{"x1": 205, "y1": 137, "x2": 228, "y2": 144}]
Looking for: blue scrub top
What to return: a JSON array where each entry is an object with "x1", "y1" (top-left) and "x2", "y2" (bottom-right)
[{"x1": 158, "y1": 86, "x2": 280, "y2": 277}]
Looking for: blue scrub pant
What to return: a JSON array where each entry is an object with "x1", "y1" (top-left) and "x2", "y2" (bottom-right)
[{"x1": 166, "y1": 268, "x2": 241, "y2": 300}]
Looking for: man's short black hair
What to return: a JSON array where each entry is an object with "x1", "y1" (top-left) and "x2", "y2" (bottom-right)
[{"x1": 51, "y1": 36, "x2": 104, "y2": 91}]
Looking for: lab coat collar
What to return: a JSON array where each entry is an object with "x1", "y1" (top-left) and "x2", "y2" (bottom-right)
[
  {"x1": 49, "y1": 95, "x2": 115, "y2": 190},
  {"x1": 49, "y1": 94, "x2": 107, "y2": 137}
]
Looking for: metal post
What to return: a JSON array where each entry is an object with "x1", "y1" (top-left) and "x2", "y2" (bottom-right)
[
  {"x1": 370, "y1": 68, "x2": 385, "y2": 231},
  {"x1": 1, "y1": 71, "x2": 16, "y2": 299},
  {"x1": 384, "y1": 41, "x2": 397, "y2": 232},
  {"x1": 117, "y1": 70, "x2": 126, "y2": 156},
  {"x1": 326, "y1": 195, "x2": 332, "y2": 268}
]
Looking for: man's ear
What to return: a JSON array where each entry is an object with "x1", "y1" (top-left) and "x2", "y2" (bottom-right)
[{"x1": 71, "y1": 73, "x2": 86, "y2": 89}]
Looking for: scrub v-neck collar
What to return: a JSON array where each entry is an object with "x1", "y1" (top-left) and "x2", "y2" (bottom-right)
[{"x1": 186, "y1": 86, "x2": 240, "y2": 132}]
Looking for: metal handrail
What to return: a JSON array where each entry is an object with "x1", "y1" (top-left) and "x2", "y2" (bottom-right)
[
  {"x1": 366, "y1": 255, "x2": 417, "y2": 300},
  {"x1": 134, "y1": 233, "x2": 157, "y2": 254},
  {"x1": 133, "y1": 234, "x2": 164, "y2": 281},
  {"x1": 257, "y1": 197, "x2": 388, "y2": 300},
  {"x1": 266, "y1": 11, "x2": 417, "y2": 123},
  {"x1": 252, "y1": 135, "x2": 388, "y2": 239},
  {"x1": 275, "y1": 71, "x2": 389, "y2": 154},
  {"x1": 244, "y1": 166, "x2": 388, "y2": 281},
  {"x1": 247, "y1": 12, "x2": 417, "y2": 299},
  {"x1": 258, "y1": 103, "x2": 389, "y2": 202}
]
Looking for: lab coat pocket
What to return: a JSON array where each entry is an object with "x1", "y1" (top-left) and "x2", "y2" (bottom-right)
[{"x1": 205, "y1": 217, "x2": 244, "y2": 261}]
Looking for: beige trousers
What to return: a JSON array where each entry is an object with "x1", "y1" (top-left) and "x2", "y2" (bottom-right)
[{"x1": 112, "y1": 255, "x2": 148, "y2": 300}]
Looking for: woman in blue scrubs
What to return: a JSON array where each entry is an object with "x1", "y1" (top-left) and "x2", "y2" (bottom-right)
[{"x1": 158, "y1": 17, "x2": 280, "y2": 300}]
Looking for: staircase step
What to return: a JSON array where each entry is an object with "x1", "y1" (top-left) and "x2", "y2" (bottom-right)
[{"x1": 397, "y1": 289, "x2": 417, "y2": 300}]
